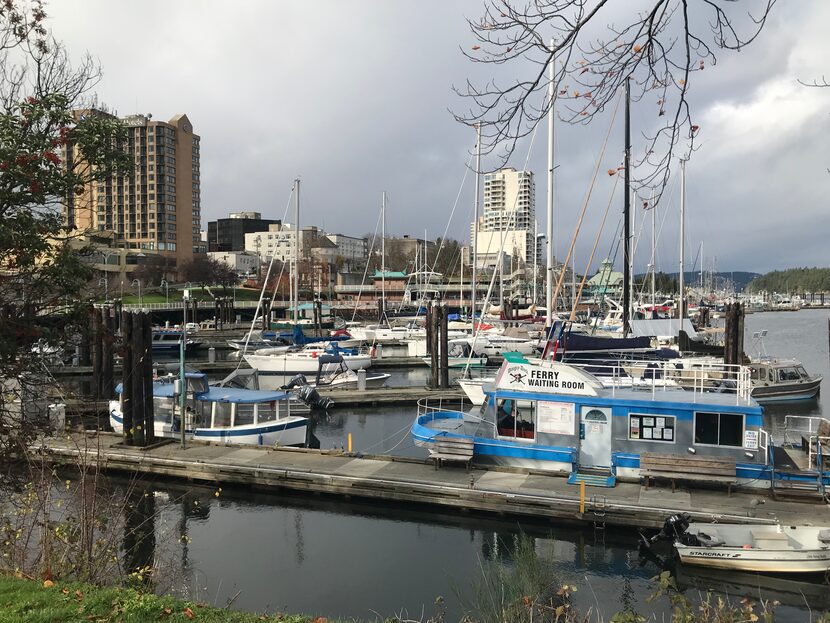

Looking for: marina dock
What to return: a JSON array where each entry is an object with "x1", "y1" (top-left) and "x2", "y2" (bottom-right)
[{"x1": 38, "y1": 432, "x2": 828, "y2": 530}]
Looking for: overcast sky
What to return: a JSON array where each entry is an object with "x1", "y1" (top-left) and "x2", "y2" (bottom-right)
[{"x1": 48, "y1": 1, "x2": 829, "y2": 274}]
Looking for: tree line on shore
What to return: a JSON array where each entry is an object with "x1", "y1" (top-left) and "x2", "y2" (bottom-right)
[{"x1": 746, "y1": 267, "x2": 830, "y2": 294}]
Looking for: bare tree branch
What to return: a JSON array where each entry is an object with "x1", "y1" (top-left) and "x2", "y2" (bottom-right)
[{"x1": 454, "y1": 0, "x2": 777, "y2": 203}]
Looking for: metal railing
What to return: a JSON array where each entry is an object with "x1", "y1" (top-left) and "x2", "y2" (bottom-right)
[
  {"x1": 416, "y1": 395, "x2": 472, "y2": 419},
  {"x1": 545, "y1": 358, "x2": 752, "y2": 404},
  {"x1": 783, "y1": 415, "x2": 830, "y2": 470}
]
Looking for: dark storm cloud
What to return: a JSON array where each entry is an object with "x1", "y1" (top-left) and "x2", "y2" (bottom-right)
[{"x1": 48, "y1": 0, "x2": 828, "y2": 273}]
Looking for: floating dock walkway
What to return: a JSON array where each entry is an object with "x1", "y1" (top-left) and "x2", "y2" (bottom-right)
[{"x1": 38, "y1": 432, "x2": 829, "y2": 530}]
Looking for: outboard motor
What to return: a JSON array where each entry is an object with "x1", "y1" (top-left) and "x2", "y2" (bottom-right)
[
  {"x1": 296, "y1": 384, "x2": 334, "y2": 411},
  {"x1": 281, "y1": 374, "x2": 308, "y2": 390},
  {"x1": 650, "y1": 513, "x2": 699, "y2": 546}
]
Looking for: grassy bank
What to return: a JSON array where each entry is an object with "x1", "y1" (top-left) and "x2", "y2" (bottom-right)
[{"x1": 0, "y1": 575, "x2": 313, "y2": 623}]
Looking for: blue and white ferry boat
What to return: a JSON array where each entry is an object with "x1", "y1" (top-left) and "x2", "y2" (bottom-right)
[
  {"x1": 413, "y1": 355, "x2": 829, "y2": 490},
  {"x1": 110, "y1": 372, "x2": 308, "y2": 447}
]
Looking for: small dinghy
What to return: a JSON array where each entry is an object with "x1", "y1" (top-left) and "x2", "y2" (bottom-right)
[{"x1": 647, "y1": 513, "x2": 830, "y2": 573}]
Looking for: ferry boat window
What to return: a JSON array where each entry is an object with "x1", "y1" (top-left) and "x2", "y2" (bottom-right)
[
  {"x1": 258, "y1": 402, "x2": 277, "y2": 423},
  {"x1": 213, "y1": 402, "x2": 232, "y2": 428},
  {"x1": 496, "y1": 398, "x2": 535, "y2": 439},
  {"x1": 628, "y1": 414, "x2": 675, "y2": 442},
  {"x1": 694, "y1": 411, "x2": 743, "y2": 447},
  {"x1": 235, "y1": 404, "x2": 255, "y2": 426}
]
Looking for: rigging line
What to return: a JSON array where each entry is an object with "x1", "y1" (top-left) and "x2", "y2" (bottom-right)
[
  {"x1": 236, "y1": 185, "x2": 295, "y2": 367},
  {"x1": 570, "y1": 172, "x2": 619, "y2": 321},
  {"x1": 463, "y1": 118, "x2": 541, "y2": 373},
  {"x1": 426, "y1": 147, "x2": 475, "y2": 285},
  {"x1": 269, "y1": 186, "x2": 305, "y2": 309},
  {"x1": 551, "y1": 90, "x2": 623, "y2": 315},
  {"x1": 350, "y1": 207, "x2": 384, "y2": 324}
]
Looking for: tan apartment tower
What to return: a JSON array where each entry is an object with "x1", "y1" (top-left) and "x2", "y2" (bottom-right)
[{"x1": 65, "y1": 111, "x2": 203, "y2": 272}]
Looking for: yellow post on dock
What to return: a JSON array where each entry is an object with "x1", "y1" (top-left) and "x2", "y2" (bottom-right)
[
  {"x1": 347, "y1": 433, "x2": 353, "y2": 453},
  {"x1": 579, "y1": 481, "x2": 586, "y2": 514}
]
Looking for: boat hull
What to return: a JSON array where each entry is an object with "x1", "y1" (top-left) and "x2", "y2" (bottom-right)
[
  {"x1": 751, "y1": 378, "x2": 821, "y2": 403},
  {"x1": 245, "y1": 353, "x2": 372, "y2": 373},
  {"x1": 192, "y1": 419, "x2": 307, "y2": 447},
  {"x1": 675, "y1": 545, "x2": 830, "y2": 573}
]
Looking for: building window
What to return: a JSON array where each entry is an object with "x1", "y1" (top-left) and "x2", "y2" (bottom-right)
[
  {"x1": 629, "y1": 414, "x2": 675, "y2": 442},
  {"x1": 694, "y1": 412, "x2": 743, "y2": 447},
  {"x1": 496, "y1": 398, "x2": 535, "y2": 440}
]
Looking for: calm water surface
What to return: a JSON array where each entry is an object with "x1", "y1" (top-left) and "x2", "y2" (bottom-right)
[{"x1": 134, "y1": 310, "x2": 829, "y2": 620}]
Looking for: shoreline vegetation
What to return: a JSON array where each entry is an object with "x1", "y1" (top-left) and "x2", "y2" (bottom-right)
[{"x1": 0, "y1": 574, "x2": 313, "y2": 623}]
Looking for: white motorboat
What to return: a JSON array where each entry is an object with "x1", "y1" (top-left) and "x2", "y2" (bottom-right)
[
  {"x1": 245, "y1": 344, "x2": 372, "y2": 374},
  {"x1": 308, "y1": 354, "x2": 390, "y2": 389},
  {"x1": 675, "y1": 522, "x2": 830, "y2": 573},
  {"x1": 749, "y1": 358, "x2": 822, "y2": 403}
]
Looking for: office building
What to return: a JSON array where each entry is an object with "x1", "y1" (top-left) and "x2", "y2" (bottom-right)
[{"x1": 207, "y1": 212, "x2": 281, "y2": 252}]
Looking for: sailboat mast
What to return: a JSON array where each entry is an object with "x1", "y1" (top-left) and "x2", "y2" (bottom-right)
[
  {"x1": 545, "y1": 40, "x2": 555, "y2": 327},
  {"x1": 622, "y1": 77, "x2": 631, "y2": 334},
  {"x1": 651, "y1": 201, "x2": 656, "y2": 309},
  {"x1": 381, "y1": 191, "x2": 386, "y2": 320},
  {"x1": 472, "y1": 123, "x2": 481, "y2": 325},
  {"x1": 293, "y1": 178, "x2": 300, "y2": 326},
  {"x1": 679, "y1": 158, "x2": 686, "y2": 324},
  {"x1": 533, "y1": 219, "x2": 538, "y2": 306}
]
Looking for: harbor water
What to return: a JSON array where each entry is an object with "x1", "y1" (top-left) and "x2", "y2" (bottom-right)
[{"x1": 111, "y1": 310, "x2": 830, "y2": 619}]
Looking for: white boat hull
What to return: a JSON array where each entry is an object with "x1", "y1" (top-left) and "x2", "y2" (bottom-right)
[
  {"x1": 675, "y1": 545, "x2": 830, "y2": 573},
  {"x1": 192, "y1": 419, "x2": 307, "y2": 447},
  {"x1": 245, "y1": 352, "x2": 372, "y2": 373}
]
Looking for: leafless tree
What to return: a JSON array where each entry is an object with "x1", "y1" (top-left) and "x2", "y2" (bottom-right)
[{"x1": 454, "y1": 0, "x2": 776, "y2": 201}]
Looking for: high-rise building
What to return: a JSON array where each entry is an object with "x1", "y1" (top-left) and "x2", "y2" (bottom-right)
[
  {"x1": 64, "y1": 111, "x2": 203, "y2": 271},
  {"x1": 469, "y1": 167, "x2": 537, "y2": 269}
]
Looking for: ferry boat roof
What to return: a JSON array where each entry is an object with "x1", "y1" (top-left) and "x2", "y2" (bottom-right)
[{"x1": 116, "y1": 374, "x2": 291, "y2": 403}]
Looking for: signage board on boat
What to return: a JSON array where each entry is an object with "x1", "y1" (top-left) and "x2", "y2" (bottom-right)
[
  {"x1": 743, "y1": 430, "x2": 759, "y2": 450},
  {"x1": 537, "y1": 401, "x2": 576, "y2": 435},
  {"x1": 496, "y1": 363, "x2": 600, "y2": 397}
]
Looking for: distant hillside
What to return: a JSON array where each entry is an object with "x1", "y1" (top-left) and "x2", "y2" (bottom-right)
[
  {"x1": 634, "y1": 271, "x2": 760, "y2": 293},
  {"x1": 746, "y1": 267, "x2": 830, "y2": 293}
]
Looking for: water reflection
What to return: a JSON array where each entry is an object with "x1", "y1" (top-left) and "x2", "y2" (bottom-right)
[{"x1": 119, "y1": 480, "x2": 825, "y2": 621}]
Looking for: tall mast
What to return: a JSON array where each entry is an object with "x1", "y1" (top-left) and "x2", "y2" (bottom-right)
[
  {"x1": 651, "y1": 199, "x2": 656, "y2": 309},
  {"x1": 699, "y1": 240, "x2": 704, "y2": 291},
  {"x1": 630, "y1": 187, "x2": 636, "y2": 319},
  {"x1": 679, "y1": 158, "x2": 686, "y2": 325},
  {"x1": 472, "y1": 123, "x2": 481, "y2": 326},
  {"x1": 545, "y1": 39, "x2": 555, "y2": 327},
  {"x1": 622, "y1": 77, "x2": 631, "y2": 334},
  {"x1": 381, "y1": 191, "x2": 386, "y2": 321},
  {"x1": 293, "y1": 178, "x2": 300, "y2": 326},
  {"x1": 533, "y1": 219, "x2": 538, "y2": 306}
]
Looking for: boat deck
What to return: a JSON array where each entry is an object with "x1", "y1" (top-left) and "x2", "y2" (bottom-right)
[{"x1": 35, "y1": 432, "x2": 830, "y2": 530}]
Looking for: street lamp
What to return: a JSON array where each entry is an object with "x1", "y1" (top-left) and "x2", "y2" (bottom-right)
[
  {"x1": 131, "y1": 279, "x2": 142, "y2": 307},
  {"x1": 160, "y1": 279, "x2": 169, "y2": 306}
]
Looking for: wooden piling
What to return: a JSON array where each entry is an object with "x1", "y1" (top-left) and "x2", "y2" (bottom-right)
[
  {"x1": 102, "y1": 307, "x2": 115, "y2": 400},
  {"x1": 425, "y1": 304, "x2": 433, "y2": 357},
  {"x1": 131, "y1": 311, "x2": 145, "y2": 447},
  {"x1": 430, "y1": 302, "x2": 439, "y2": 388},
  {"x1": 439, "y1": 303, "x2": 449, "y2": 389},
  {"x1": 142, "y1": 311, "x2": 154, "y2": 445},
  {"x1": 121, "y1": 309, "x2": 134, "y2": 445},
  {"x1": 91, "y1": 307, "x2": 103, "y2": 399}
]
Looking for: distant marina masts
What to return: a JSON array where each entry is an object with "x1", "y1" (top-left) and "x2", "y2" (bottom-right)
[{"x1": 471, "y1": 123, "x2": 481, "y2": 326}]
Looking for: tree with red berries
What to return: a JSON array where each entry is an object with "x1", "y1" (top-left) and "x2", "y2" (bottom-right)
[{"x1": 0, "y1": 0, "x2": 129, "y2": 484}]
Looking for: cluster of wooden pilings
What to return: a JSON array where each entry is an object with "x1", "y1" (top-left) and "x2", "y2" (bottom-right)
[
  {"x1": 425, "y1": 302, "x2": 450, "y2": 389},
  {"x1": 212, "y1": 296, "x2": 234, "y2": 330},
  {"x1": 85, "y1": 304, "x2": 156, "y2": 446},
  {"x1": 723, "y1": 302, "x2": 746, "y2": 365}
]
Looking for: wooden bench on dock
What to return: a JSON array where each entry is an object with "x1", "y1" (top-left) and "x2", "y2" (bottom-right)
[
  {"x1": 430, "y1": 435, "x2": 475, "y2": 470},
  {"x1": 640, "y1": 452, "x2": 737, "y2": 496}
]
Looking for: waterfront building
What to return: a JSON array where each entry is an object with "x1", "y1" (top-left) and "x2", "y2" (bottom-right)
[
  {"x1": 207, "y1": 212, "x2": 281, "y2": 252},
  {"x1": 63, "y1": 111, "x2": 203, "y2": 272},
  {"x1": 470, "y1": 167, "x2": 537, "y2": 270},
  {"x1": 207, "y1": 251, "x2": 260, "y2": 277},
  {"x1": 245, "y1": 223, "x2": 297, "y2": 263}
]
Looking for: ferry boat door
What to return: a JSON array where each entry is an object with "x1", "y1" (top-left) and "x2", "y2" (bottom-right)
[{"x1": 579, "y1": 406, "x2": 612, "y2": 468}]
